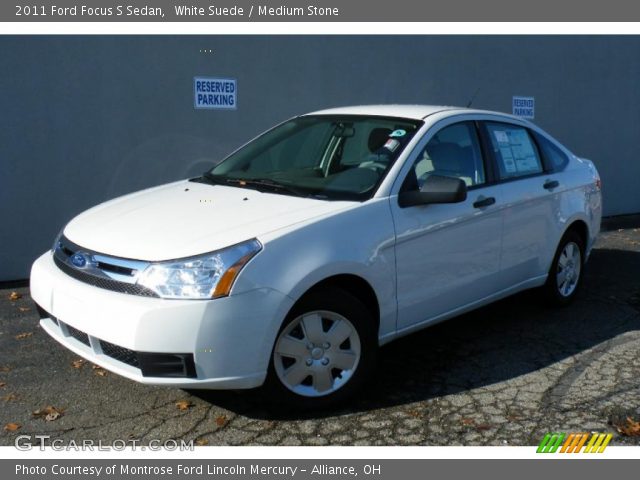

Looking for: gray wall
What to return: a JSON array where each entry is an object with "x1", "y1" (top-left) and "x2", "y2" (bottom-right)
[{"x1": 1, "y1": 36, "x2": 639, "y2": 280}]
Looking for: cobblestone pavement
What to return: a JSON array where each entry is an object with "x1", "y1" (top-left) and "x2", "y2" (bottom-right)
[{"x1": 1, "y1": 224, "x2": 639, "y2": 446}]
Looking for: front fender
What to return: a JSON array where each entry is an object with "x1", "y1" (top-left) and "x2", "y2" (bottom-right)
[{"x1": 233, "y1": 198, "x2": 398, "y2": 339}]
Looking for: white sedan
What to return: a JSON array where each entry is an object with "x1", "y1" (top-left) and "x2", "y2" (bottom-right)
[{"x1": 30, "y1": 105, "x2": 602, "y2": 408}]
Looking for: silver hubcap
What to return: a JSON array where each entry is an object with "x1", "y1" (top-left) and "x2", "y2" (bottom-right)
[
  {"x1": 556, "y1": 241, "x2": 581, "y2": 297},
  {"x1": 273, "y1": 310, "x2": 361, "y2": 397}
]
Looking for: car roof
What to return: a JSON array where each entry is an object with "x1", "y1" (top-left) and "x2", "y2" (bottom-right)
[{"x1": 305, "y1": 104, "x2": 519, "y2": 122}]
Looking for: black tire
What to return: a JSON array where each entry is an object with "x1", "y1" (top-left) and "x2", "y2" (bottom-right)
[
  {"x1": 265, "y1": 287, "x2": 377, "y2": 410},
  {"x1": 543, "y1": 230, "x2": 585, "y2": 306}
]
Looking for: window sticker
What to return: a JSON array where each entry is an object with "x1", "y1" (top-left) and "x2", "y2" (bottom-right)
[
  {"x1": 508, "y1": 129, "x2": 539, "y2": 173},
  {"x1": 384, "y1": 139, "x2": 400, "y2": 152},
  {"x1": 389, "y1": 129, "x2": 406, "y2": 138},
  {"x1": 492, "y1": 127, "x2": 540, "y2": 176},
  {"x1": 494, "y1": 130, "x2": 509, "y2": 144},
  {"x1": 500, "y1": 147, "x2": 517, "y2": 173}
]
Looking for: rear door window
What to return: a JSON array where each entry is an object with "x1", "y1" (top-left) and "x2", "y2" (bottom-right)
[{"x1": 484, "y1": 122, "x2": 544, "y2": 180}]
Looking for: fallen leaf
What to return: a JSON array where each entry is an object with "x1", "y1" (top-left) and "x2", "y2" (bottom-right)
[
  {"x1": 15, "y1": 332, "x2": 33, "y2": 340},
  {"x1": 18, "y1": 307, "x2": 30, "y2": 312},
  {"x1": 71, "y1": 359, "x2": 86, "y2": 369},
  {"x1": 615, "y1": 417, "x2": 640, "y2": 437},
  {"x1": 195, "y1": 438, "x2": 209, "y2": 446},
  {"x1": 9, "y1": 292, "x2": 22, "y2": 301},
  {"x1": 2, "y1": 393, "x2": 18, "y2": 402},
  {"x1": 4, "y1": 423, "x2": 21, "y2": 432},
  {"x1": 215, "y1": 415, "x2": 227, "y2": 426},
  {"x1": 45, "y1": 412, "x2": 61, "y2": 422},
  {"x1": 461, "y1": 418, "x2": 475, "y2": 426},
  {"x1": 91, "y1": 364, "x2": 107, "y2": 376},
  {"x1": 0, "y1": 366, "x2": 11, "y2": 373},
  {"x1": 0, "y1": 382, "x2": 6, "y2": 388},
  {"x1": 33, "y1": 405, "x2": 65, "y2": 421},
  {"x1": 175, "y1": 400, "x2": 193, "y2": 411},
  {"x1": 475, "y1": 424, "x2": 492, "y2": 431}
]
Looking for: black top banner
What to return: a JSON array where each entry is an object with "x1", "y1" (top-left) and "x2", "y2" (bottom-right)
[{"x1": 5, "y1": 0, "x2": 640, "y2": 22}]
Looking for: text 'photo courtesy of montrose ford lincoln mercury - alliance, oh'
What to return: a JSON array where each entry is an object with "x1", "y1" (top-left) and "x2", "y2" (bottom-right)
[{"x1": 30, "y1": 105, "x2": 602, "y2": 409}]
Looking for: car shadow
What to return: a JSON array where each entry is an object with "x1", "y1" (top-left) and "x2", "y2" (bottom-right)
[{"x1": 189, "y1": 246, "x2": 640, "y2": 420}]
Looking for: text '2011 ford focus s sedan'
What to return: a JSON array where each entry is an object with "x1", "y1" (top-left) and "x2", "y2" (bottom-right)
[{"x1": 30, "y1": 105, "x2": 602, "y2": 408}]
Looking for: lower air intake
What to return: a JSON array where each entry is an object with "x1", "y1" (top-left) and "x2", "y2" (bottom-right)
[
  {"x1": 64, "y1": 323, "x2": 90, "y2": 346},
  {"x1": 100, "y1": 340, "x2": 139, "y2": 368}
]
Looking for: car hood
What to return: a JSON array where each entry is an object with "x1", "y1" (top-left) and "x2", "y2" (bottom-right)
[{"x1": 63, "y1": 180, "x2": 353, "y2": 261}]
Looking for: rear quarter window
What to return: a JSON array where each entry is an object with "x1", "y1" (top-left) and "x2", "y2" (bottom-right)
[{"x1": 534, "y1": 133, "x2": 570, "y2": 172}]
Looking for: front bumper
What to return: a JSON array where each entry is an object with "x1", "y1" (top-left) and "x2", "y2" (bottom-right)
[{"x1": 30, "y1": 252, "x2": 294, "y2": 389}]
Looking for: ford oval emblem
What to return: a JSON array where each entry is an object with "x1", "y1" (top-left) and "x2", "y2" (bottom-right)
[{"x1": 70, "y1": 253, "x2": 87, "y2": 268}]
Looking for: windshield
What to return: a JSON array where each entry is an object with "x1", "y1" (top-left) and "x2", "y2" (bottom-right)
[{"x1": 205, "y1": 115, "x2": 422, "y2": 201}]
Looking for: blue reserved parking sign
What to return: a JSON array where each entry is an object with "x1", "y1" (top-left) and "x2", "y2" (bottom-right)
[
  {"x1": 512, "y1": 95, "x2": 534, "y2": 119},
  {"x1": 194, "y1": 77, "x2": 237, "y2": 110}
]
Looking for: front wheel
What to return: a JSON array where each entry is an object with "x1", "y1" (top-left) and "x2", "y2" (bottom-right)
[
  {"x1": 543, "y1": 231, "x2": 585, "y2": 306},
  {"x1": 266, "y1": 287, "x2": 377, "y2": 409}
]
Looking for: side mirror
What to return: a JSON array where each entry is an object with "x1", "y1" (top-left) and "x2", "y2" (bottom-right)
[{"x1": 398, "y1": 174, "x2": 467, "y2": 208}]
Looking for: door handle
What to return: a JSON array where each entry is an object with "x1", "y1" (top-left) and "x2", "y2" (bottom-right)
[
  {"x1": 473, "y1": 196, "x2": 496, "y2": 208},
  {"x1": 543, "y1": 180, "x2": 559, "y2": 190}
]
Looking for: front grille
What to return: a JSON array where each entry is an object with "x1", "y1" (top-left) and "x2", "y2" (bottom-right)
[
  {"x1": 54, "y1": 255, "x2": 159, "y2": 298},
  {"x1": 100, "y1": 340, "x2": 139, "y2": 368},
  {"x1": 64, "y1": 323, "x2": 90, "y2": 346},
  {"x1": 96, "y1": 262, "x2": 136, "y2": 276}
]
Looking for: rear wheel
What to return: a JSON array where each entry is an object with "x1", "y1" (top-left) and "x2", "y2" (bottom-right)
[
  {"x1": 266, "y1": 287, "x2": 377, "y2": 409},
  {"x1": 543, "y1": 230, "x2": 585, "y2": 306}
]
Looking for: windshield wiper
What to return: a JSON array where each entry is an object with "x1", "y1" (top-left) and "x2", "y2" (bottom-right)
[
  {"x1": 230, "y1": 178, "x2": 309, "y2": 197},
  {"x1": 195, "y1": 173, "x2": 318, "y2": 199}
]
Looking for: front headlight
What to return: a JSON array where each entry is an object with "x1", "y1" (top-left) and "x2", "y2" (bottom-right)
[{"x1": 137, "y1": 239, "x2": 262, "y2": 300}]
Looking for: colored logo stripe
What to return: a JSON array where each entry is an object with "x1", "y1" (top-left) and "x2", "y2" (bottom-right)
[
  {"x1": 584, "y1": 433, "x2": 612, "y2": 453},
  {"x1": 537, "y1": 433, "x2": 565, "y2": 453},
  {"x1": 537, "y1": 432, "x2": 612, "y2": 453},
  {"x1": 560, "y1": 432, "x2": 589, "y2": 453}
]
